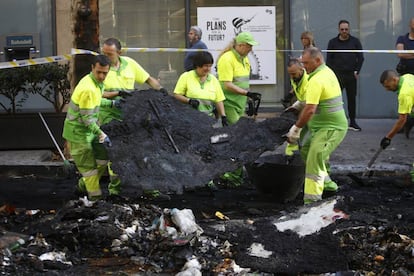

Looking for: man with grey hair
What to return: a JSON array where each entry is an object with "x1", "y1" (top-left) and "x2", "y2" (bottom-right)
[
  {"x1": 286, "y1": 47, "x2": 348, "y2": 204},
  {"x1": 184, "y1": 26, "x2": 208, "y2": 71}
]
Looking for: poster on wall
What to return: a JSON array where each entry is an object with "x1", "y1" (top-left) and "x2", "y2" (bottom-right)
[{"x1": 197, "y1": 6, "x2": 276, "y2": 84}]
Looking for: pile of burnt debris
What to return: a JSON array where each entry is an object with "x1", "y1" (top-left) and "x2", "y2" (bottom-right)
[
  {"x1": 1, "y1": 173, "x2": 414, "y2": 275},
  {"x1": 1, "y1": 197, "x2": 237, "y2": 275},
  {"x1": 102, "y1": 89, "x2": 294, "y2": 194}
]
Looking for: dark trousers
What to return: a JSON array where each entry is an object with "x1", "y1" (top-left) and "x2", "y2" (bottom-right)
[{"x1": 336, "y1": 71, "x2": 357, "y2": 123}]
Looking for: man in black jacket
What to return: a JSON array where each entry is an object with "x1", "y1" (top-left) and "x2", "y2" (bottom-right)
[{"x1": 327, "y1": 19, "x2": 364, "y2": 131}]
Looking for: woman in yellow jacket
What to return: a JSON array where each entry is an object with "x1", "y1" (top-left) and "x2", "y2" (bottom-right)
[{"x1": 174, "y1": 51, "x2": 227, "y2": 126}]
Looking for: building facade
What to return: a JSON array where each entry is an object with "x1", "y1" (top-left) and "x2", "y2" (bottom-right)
[{"x1": 1, "y1": 0, "x2": 413, "y2": 118}]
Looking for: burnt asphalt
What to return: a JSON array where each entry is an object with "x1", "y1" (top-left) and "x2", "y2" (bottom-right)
[{"x1": 0, "y1": 118, "x2": 413, "y2": 177}]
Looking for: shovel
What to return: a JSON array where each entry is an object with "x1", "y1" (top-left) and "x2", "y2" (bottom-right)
[
  {"x1": 38, "y1": 112, "x2": 77, "y2": 177},
  {"x1": 349, "y1": 147, "x2": 382, "y2": 184},
  {"x1": 362, "y1": 147, "x2": 383, "y2": 177},
  {"x1": 148, "y1": 99, "x2": 180, "y2": 153}
]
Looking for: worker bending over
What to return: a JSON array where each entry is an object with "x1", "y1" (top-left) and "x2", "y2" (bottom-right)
[
  {"x1": 285, "y1": 47, "x2": 348, "y2": 204},
  {"x1": 379, "y1": 70, "x2": 414, "y2": 183},
  {"x1": 63, "y1": 55, "x2": 117, "y2": 200}
]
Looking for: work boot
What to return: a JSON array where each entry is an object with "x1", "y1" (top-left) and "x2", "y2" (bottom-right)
[
  {"x1": 410, "y1": 168, "x2": 414, "y2": 183},
  {"x1": 403, "y1": 117, "x2": 414, "y2": 139},
  {"x1": 74, "y1": 178, "x2": 87, "y2": 197},
  {"x1": 106, "y1": 193, "x2": 128, "y2": 203},
  {"x1": 89, "y1": 195, "x2": 103, "y2": 201},
  {"x1": 324, "y1": 180, "x2": 338, "y2": 192},
  {"x1": 206, "y1": 179, "x2": 219, "y2": 191},
  {"x1": 304, "y1": 198, "x2": 319, "y2": 205},
  {"x1": 143, "y1": 189, "x2": 171, "y2": 201}
]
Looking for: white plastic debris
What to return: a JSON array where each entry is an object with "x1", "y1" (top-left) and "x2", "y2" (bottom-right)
[
  {"x1": 39, "y1": 251, "x2": 72, "y2": 266},
  {"x1": 120, "y1": 234, "x2": 129, "y2": 242},
  {"x1": 95, "y1": 215, "x2": 110, "y2": 222},
  {"x1": 124, "y1": 224, "x2": 137, "y2": 237},
  {"x1": 210, "y1": 133, "x2": 229, "y2": 144},
  {"x1": 231, "y1": 260, "x2": 251, "y2": 273},
  {"x1": 247, "y1": 242, "x2": 272, "y2": 258},
  {"x1": 111, "y1": 239, "x2": 122, "y2": 248},
  {"x1": 79, "y1": 196, "x2": 94, "y2": 207},
  {"x1": 273, "y1": 198, "x2": 349, "y2": 237},
  {"x1": 171, "y1": 208, "x2": 203, "y2": 235},
  {"x1": 175, "y1": 257, "x2": 202, "y2": 276}
]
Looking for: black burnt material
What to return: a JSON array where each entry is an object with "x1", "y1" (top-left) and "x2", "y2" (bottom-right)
[{"x1": 102, "y1": 89, "x2": 294, "y2": 194}]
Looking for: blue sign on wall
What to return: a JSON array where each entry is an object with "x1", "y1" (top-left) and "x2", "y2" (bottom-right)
[{"x1": 6, "y1": 35, "x2": 34, "y2": 47}]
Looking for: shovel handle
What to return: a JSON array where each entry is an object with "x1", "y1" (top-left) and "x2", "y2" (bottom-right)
[
  {"x1": 38, "y1": 112, "x2": 67, "y2": 161},
  {"x1": 366, "y1": 147, "x2": 383, "y2": 169},
  {"x1": 148, "y1": 99, "x2": 180, "y2": 153}
]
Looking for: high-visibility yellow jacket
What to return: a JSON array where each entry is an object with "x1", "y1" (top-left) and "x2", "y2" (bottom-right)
[{"x1": 63, "y1": 73, "x2": 112, "y2": 143}]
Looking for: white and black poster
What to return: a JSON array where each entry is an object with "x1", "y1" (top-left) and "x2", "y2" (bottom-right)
[{"x1": 197, "y1": 6, "x2": 276, "y2": 84}]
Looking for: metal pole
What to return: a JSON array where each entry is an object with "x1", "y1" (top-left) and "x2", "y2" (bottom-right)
[
  {"x1": 185, "y1": 0, "x2": 191, "y2": 47},
  {"x1": 283, "y1": 0, "x2": 292, "y2": 101}
]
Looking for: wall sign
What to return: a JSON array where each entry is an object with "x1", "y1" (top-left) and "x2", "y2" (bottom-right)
[{"x1": 198, "y1": 6, "x2": 276, "y2": 84}]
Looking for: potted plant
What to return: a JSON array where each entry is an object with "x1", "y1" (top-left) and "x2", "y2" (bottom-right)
[{"x1": 0, "y1": 62, "x2": 71, "y2": 150}]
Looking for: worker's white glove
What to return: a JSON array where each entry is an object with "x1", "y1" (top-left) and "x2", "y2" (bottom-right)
[
  {"x1": 291, "y1": 100, "x2": 305, "y2": 111},
  {"x1": 99, "y1": 131, "x2": 112, "y2": 147},
  {"x1": 286, "y1": 125, "x2": 302, "y2": 144},
  {"x1": 284, "y1": 100, "x2": 305, "y2": 113}
]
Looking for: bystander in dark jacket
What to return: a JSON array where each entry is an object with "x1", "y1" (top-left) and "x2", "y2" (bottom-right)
[{"x1": 327, "y1": 19, "x2": 364, "y2": 132}]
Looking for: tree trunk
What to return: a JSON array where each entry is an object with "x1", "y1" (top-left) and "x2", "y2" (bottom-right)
[{"x1": 71, "y1": 0, "x2": 100, "y2": 87}]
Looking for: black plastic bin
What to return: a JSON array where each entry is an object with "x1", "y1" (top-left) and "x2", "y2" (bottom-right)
[{"x1": 246, "y1": 153, "x2": 305, "y2": 202}]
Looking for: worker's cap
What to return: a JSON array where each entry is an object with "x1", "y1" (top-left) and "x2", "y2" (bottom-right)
[
  {"x1": 236, "y1": 32, "x2": 259, "y2": 46},
  {"x1": 190, "y1": 26, "x2": 202, "y2": 38}
]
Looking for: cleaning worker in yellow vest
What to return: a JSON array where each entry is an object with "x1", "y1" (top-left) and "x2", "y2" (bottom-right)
[
  {"x1": 379, "y1": 70, "x2": 414, "y2": 183},
  {"x1": 99, "y1": 37, "x2": 167, "y2": 125},
  {"x1": 283, "y1": 58, "x2": 309, "y2": 156},
  {"x1": 285, "y1": 47, "x2": 348, "y2": 204},
  {"x1": 174, "y1": 51, "x2": 227, "y2": 125},
  {"x1": 215, "y1": 32, "x2": 261, "y2": 186},
  {"x1": 284, "y1": 58, "x2": 339, "y2": 192},
  {"x1": 100, "y1": 37, "x2": 168, "y2": 199},
  {"x1": 217, "y1": 32, "x2": 261, "y2": 124},
  {"x1": 63, "y1": 55, "x2": 118, "y2": 200}
]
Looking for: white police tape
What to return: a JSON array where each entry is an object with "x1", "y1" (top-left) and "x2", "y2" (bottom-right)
[
  {"x1": 0, "y1": 54, "x2": 72, "y2": 69},
  {"x1": 0, "y1": 47, "x2": 413, "y2": 70},
  {"x1": 122, "y1": 48, "x2": 414, "y2": 54}
]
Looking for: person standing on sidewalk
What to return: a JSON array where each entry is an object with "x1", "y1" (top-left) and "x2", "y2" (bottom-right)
[
  {"x1": 379, "y1": 69, "x2": 414, "y2": 183},
  {"x1": 63, "y1": 55, "x2": 115, "y2": 201},
  {"x1": 395, "y1": 17, "x2": 414, "y2": 75},
  {"x1": 184, "y1": 26, "x2": 208, "y2": 72},
  {"x1": 286, "y1": 47, "x2": 348, "y2": 204},
  {"x1": 395, "y1": 18, "x2": 414, "y2": 137},
  {"x1": 327, "y1": 19, "x2": 364, "y2": 131}
]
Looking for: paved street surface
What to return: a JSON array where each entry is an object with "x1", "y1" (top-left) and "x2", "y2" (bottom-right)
[{"x1": 330, "y1": 118, "x2": 413, "y2": 174}]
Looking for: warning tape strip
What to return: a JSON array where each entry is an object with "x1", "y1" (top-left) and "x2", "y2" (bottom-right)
[
  {"x1": 0, "y1": 47, "x2": 413, "y2": 70},
  {"x1": 0, "y1": 54, "x2": 72, "y2": 69},
  {"x1": 122, "y1": 48, "x2": 414, "y2": 54}
]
